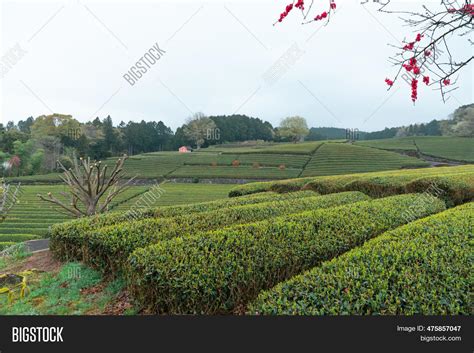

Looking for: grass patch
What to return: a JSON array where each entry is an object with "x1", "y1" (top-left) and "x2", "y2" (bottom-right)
[{"x1": 0, "y1": 262, "x2": 126, "y2": 315}]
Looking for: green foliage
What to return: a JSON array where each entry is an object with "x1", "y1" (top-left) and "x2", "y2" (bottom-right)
[
  {"x1": 0, "y1": 185, "x2": 151, "y2": 247},
  {"x1": 127, "y1": 194, "x2": 445, "y2": 314},
  {"x1": 0, "y1": 262, "x2": 126, "y2": 315},
  {"x1": 170, "y1": 165, "x2": 301, "y2": 179},
  {"x1": 50, "y1": 190, "x2": 318, "y2": 261},
  {"x1": 62, "y1": 192, "x2": 366, "y2": 273},
  {"x1": 229, "y1": 178, "x2": 315, "y2": 197},
  {"x1": 357, "y1": 136, "x2": 474, "y2": 162},
  {"x1": 414, "y1": 136, "x2": 474, "y2": 162},
  {"x1": 405, "y1": 173, "x2": 474, "y2": 206},
  {"x1": 301, "y1": 143, "x2": 428, "y2": 177},
  {"x1": 249, "y1": 203, "x2": 472, "y2": 315},
  {"x1": 182, "y1": 113, "x2": 216, "y2": 149},
  {"x1": 278, "y1": 116, "x2": 309, "y2": 142},
  {"x1": 356, "y1": 137, "x2": 418, "y2": 151},
  {"x1": 228, "y1": 165, "x2": 474, "y2": 202}
]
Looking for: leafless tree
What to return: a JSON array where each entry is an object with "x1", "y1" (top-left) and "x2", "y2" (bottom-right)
[
  {"x1": 37, "y1": 155, "x2": 135, "y2": 217},
  {"x1": 276, "y1": 0, "x2": 473, "y2": 102},
  {"x1": 381, "y1": 0, "x2": 473, "y2": 102}
]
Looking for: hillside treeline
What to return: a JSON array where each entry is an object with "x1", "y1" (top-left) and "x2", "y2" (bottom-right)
[{"x1": 0, "y1": 104, "x2": 471, "y2": 176}]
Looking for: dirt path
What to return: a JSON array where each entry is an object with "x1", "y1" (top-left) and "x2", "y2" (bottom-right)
[{"x1": 1, "y1": 250, "x2": 61, "y2": 275}]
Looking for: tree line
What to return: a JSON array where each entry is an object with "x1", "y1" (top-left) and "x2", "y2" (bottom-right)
[{"x1": 0, "y1": 104, "x2": 471, "y2": 177}]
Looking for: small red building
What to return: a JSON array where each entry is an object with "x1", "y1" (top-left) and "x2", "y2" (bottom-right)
[{"x1": 178, "y1": 146, "x2": 192, "y2": 153}]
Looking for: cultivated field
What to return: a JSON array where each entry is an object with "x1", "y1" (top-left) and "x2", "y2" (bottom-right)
[
  {"x1": 40, "y1": 164, "x2": 473, "y2": 315},
  {"x1": 0, "y1": 183, "x2": 234, "y2": 250},
  {"x1": 8, "y1": 141, "x2": 436, "y2": 183},
  {"x1": 357, "y1": 136, "x2": 474, "y2": 162},
  {"x1": 301, "y1": 143, "x2": 428, "y2": 176}
]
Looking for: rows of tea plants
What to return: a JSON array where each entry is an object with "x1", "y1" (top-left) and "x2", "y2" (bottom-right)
[
  {"x1": 53, "y1": 191, "x2": 369, "y2": 270},
  {"x1": 301, "y1": 143, "x2": 429, "y2": 177},
  {"x1": 0, "y1": 183, "x2": 234, "y2": 250},
  {"x1": 357, "y1": 136, "x2": 474, "y2": 162},
  {"x1": 249, "y1": 202, "x2": 472, "y2": 315},
  {"x1": 126, "y1": 194, "x2": 444, "y2": 314},
  {"x1": 0, "y1": 185, "x2": 149, "y2": 250},
  {"x1": 229, "y1": 165, "x2": 474, "y2": 205},
  {"x1": 48, "y1": 164, "x2": 473, "y2": 315}
]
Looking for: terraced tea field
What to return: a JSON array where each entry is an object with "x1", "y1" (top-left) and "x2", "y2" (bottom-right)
[
  {"x1": 45, "y1": 165, "x2": 473, "y2": 315},
  {"x1": 414, "y1": 136, "x2": 474, "y2": 162},
  {"x1": 12, "y1": 138, "x2": 471, "y2": 183},
  {"x1": 0, "y1": 183, "x2": 234, "y2": 250},
  {"x1": 203, "y1": 141, "x2": 325, "y2": 154},
  {"x1": 356, "y1": 138, "x2": 418, "y2": 151},
  {"x1": 357, "y1": 136, "x2": 474, "y2": 162},
  {"x1": 301, "y1": 143, "x2": 429, "y2": 176}
]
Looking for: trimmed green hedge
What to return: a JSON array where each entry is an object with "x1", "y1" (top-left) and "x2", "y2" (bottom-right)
[
  {"x1": 50, "y1": 190, "x2": 317, "y2": 261},
  {"x1": 79, "y1": 191, "x2": 369, "y2": 272},
  {"x1": 405, "y1": 173, "x2": 473, "y2": 206},
  {"x1": 304, "y1": 171, "x2": 474, "y2": 204},
  {"x1": 127, "y1": 194, "x2": 445, "y2": 314},
  {"x1": 228, "y1": 178, "x2": 314, "y2": 197},
  {"x1": 228, "y1": 165, "x2": 474, "y2": 198},
  {"x1": 248, "y1": 202, "x2": 473, "y2": 315}
]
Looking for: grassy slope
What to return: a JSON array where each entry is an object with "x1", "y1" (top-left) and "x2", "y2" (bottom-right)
[
  {"x1": 357, "y1": 136, "x2": 474, "y2": 162},
  {"x1": 414, "y1": 136, "x2": 474, "y2": 162}
]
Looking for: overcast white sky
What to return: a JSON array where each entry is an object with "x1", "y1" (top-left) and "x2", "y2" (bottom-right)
[{"x1": 1, "y1": 0, "x2": 472, "y2": 132}]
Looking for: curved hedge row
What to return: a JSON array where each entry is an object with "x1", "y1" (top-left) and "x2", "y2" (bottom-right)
[
  {"x1": 228, "y1": 165, "x2": 474, "y2": 198},
  {"x1": 228, "y1": 178, "x2": 314, "y2": 197},
  {"x1": 305, "y1": 171, "x2": 474, "y2": 205},
  {"x1": 248, "y1": 202, "x2": 473, "y2": 315},
  {"x1": 50, "y1": 190, "x2": 317, "y2": 260},
  {"x1": 78, "y1": 192, "x2": 369, "y2": 272},
  {"x1": 405, "y1": 173, "x2": 474, "y2": 206},
  {"x1": 127, "y1": 194, "x2": 445, "y2": 314}
]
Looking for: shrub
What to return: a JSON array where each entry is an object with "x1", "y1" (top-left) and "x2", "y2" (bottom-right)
[
  {"x1": 228, "y1": 178, "x2": 314, "y2": 197},
  {"x1": 405, "y1": 173, "x2": 474, "y2": 206},
  {"x1": 82, "y1": 192, "x2": 369, "y2": 272},
  {"x1": 304, "y1": 170, "x2": 474, "y2": 204},
  {"x1": 0, "y1": 242, "x2": 15, "y2": 251},
  {"x1": 249, "y1": 202, "x2": 472, "y2": 315},
  {"x1": 230, "y1": 165, "x2": 474, "y2": 197},
  {"x1": 127, "y1": 194, "x2": 445, "y2": 314},
  {"x1": 50, "y1": 190, "x2": 317, "y2": 261}
]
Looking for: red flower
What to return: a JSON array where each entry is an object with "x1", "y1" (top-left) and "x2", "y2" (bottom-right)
[
  {"x1": 443, "y1": 79, "x2": 451, "y2": 86},
  {"x1": 415, "y1": 33, "x2": 423, "y2": 42},
  {"x1": 321, "y1": 11, "x2": 328, "y2": 18},
  {"x1": 330, "y1": 2, "x2": 337, "y2": 10},
  {"x1": 403, "y1": 42, "x2": 415, "y2": 51},
  {"x1": 411, "y1": 79, "x2": 418, "y2": 102},
  {"x1": 385, "y1": 78, "x2": 394, "y2": 86},
  {"x1": 424, "y1": 50, "x2": 431, "y2": 57},
  {"x1": 295, "y1": 0, "x2": 304, "y2": 10},
  {"x1": 277, "y1": 3, "x2": 294, "y2": 23},
  {"x1": 413, "y1": 66, "x2": 421, "y2": 75},
  {"x1": 423, "y1": 76, "x2": 430, "y2": 85}
]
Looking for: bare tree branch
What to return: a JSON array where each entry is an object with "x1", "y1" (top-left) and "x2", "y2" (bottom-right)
[{"x1": 37, "y1": 154, "x2": 135, "y2": 217}]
